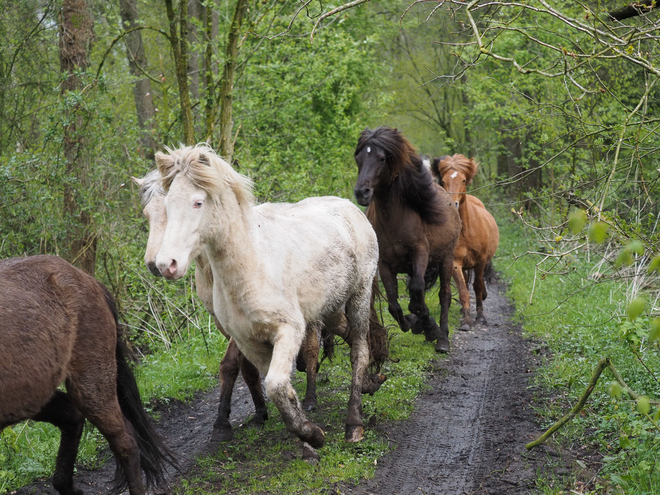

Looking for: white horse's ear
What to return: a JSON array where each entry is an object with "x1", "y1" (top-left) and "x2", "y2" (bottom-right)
[
  {"x1": 155, "y1": 152, "x2": 174, "y2": 174},
  {"x1": 131, "y1": 176, "x2": 144, "y2": 186},
  {"x1": 198, "y1": 152, "x2": 210, "y2": 166}
]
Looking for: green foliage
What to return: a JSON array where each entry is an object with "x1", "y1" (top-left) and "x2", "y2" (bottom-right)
[{"x1": 497, "y1": 213, "x2": 660, "y2": 493}]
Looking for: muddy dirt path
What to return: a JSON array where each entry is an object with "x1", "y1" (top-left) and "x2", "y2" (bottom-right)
[
  {"x1": 342, "y1": 280, "x2": 570, "y2": 495},
  {"x1": 13, "y1": 280, "x2": 581, "y2": 495}
]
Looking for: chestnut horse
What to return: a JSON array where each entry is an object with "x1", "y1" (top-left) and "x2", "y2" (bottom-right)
[
  {"x1": 0, "y1": 255, "x2": 177, "y2": 495},
  {"x1": 133, "y1": 171, "x2": 328, "y2": 442},
  {"x1": 354, "y1": 127, "x2": 461, "y2": 353},
  {"x1": 431, "y1": 154, "x2": 499, "y2": 330},
  {"x1": 152, "y1": 144, "x2": 385, "y2": 460}
]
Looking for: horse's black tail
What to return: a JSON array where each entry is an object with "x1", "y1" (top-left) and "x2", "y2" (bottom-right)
[
  {"x1": 320, "y1": 326, "x2": 335, "y2": 363},
  {"x1": 423, "y1": 263, "x2": 440, "y2": 291},
  {"x1": 483, "y1": 261, "x2": 495, "y2": 285},
  {"x1": 100, "y1": 285, "x2": 179, "y2": 492}
]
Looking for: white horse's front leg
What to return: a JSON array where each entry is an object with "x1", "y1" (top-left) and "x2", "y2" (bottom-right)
[{"x1": 264, "y1": 324, "x2": 325, "y2": 450}]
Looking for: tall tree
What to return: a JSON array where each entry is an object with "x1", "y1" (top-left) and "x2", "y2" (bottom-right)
[
  {"x1": 165, "y1": 0, "x2": 195, "y2": 145},
  {"x1": 120, "y1": 0, "x2": 157, "y2": 158},
  {"x1": 216, "y1": 0, "x2": 247, "y2": 161},
  {"x1": 59, "y1": 0, "x2": 96, "y2": 275}
]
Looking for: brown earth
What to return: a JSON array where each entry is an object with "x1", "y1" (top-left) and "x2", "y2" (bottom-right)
[{"x1": 12, "y1": 280, "x2": 600, "y2": 495}]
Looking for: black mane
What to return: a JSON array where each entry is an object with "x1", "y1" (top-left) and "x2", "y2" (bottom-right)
[{"x1": 356, "y1": 127, "x2": 447, "y2": 224}]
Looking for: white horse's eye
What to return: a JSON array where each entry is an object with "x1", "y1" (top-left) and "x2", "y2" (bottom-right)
[{"x1": 193, "y1": 200, "x2": 204, "y2": 209}]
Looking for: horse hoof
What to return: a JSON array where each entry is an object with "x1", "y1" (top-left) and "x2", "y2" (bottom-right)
[
  {"x1": 303, "y1": 421, "x2": 325, "y2": 449},
  {"x1": 476, "y1": 316, "x2": 487, "y2": 326},
  {"x1": 458, "y1": 321, "x2": 471, "y2": 332},
  {"x1": 411, "y1": 318, "x2": 426, "y2": 335},
  {"x1": 345, "y1": 424, "x2": 364, "y2": 443},
  {"x1": 362, "y1": 373, "x2": 387, "y2": 394},
  {"x1": 246, "y1": 415, "x2": 267, "y2": 429},
  {"x1": 403, "y1": 313, "x2": 418, "y2": 332},
  {"x1": 303, "y1": 398, "x2": 317, "y2": 412},
  {"x1": 302, "y1": 441, "x2": 320, "y2": 463},
  {"x1": 211, "y1": 426, "x2": 233, "y2": 443},
  {"x1": 435, "y1": 338, "x2": 450, "y2": 353}
]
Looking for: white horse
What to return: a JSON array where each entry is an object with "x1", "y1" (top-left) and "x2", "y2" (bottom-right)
[
  {"x1": 133, "y1": 171, "x2": 326, "y2": 444},
  {"x1": 153, "y1": 144, "x2": 381, "y2": 458}
]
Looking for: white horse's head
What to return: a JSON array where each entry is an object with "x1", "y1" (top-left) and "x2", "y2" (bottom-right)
[
  {"x1": 132, "y1": 169, "x2": 167, "y2": 276},
  {"x1": 155, "y1": 144, "x2": 254, "y2": 280}
]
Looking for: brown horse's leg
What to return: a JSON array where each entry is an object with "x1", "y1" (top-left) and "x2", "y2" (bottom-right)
[
  {"x1": 81, "y1": 404, "x2": 145, "y2": 495},
  {"x1": 409, "y1": 251, "x2": 445, "y2": 344},
  {"x1": 453, "y1": 261, "x2": 472, "y2": 331},
  {"x1": 472, "y1": 264, "x2": 487, "y2": 325},
  {"x1": 344, "y1": 292, "x2": 370, "y2": 444},
  {"x1": 212, "y1": 337, "x2": 242, "y2": 442},
  {"x1": 300, "y1": 326, "x2": 320, "y2": 412},
  {"x1": 32, "y1": 391, "x2": 85, "y2": 495},
  {"x1": 240, "y1": 352, "x2": 269, "y2": 428},
  {"x1": 434, "y1": 257, "x2": 453, "y2": 353},
  {"x1": 379, "y1": 262, "x2": 415, "y2": 332}
]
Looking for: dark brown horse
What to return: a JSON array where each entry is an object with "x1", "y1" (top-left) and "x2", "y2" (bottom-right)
[
  {"x1": 432, "y1": 154, "x2": 499, "y2": 330},
  {"x1": 354, "y1": 127, "x2": 461, "y2": 353},
  {"x1": 0, "y1": 255, "x2": 177, "y2": 495}
]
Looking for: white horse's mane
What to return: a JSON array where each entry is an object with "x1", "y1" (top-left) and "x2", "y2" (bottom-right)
[
  {"x1": 155, "y1": 144, "x2": 254, "y2": 208},
  {"x1": 137, "y1": 169, "x2": 163, "y2": 206}
]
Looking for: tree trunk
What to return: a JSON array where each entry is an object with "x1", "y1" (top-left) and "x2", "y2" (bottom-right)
[
  {"x1": 187, "y1": 0, "x2": 202, "y2": 103},
  {"x1": 165, "y1": 0, "x2": 195, "y2": 145},
  {"x1": 119, "y1": 0, "x2": 157, "y2": 159},
  {"x1": 217, "y1": 0, "x2": 248, "y2": 162},
  {"x1": 59, "y1": 0, "x2": 96, "y2": 276}
]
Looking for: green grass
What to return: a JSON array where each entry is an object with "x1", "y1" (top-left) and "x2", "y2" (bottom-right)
[{"x1": 495, "y1": 214, "x2": 660, "y2": 494}]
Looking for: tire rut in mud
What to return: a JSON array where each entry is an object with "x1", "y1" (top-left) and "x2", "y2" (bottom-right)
[{"x1": 343, "y1": 280, "x2": 571, "y2": 495}]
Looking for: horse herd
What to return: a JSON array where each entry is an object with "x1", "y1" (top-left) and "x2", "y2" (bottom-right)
[{"x1": 0, "y1": 126, "x2": 499, "y2": 495}]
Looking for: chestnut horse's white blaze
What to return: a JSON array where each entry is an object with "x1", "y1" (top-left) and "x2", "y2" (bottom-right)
[{"x1": 154, "y1": 144, "x2": 379, "y2": 455}]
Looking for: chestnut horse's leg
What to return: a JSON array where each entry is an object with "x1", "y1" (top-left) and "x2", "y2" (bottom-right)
[
  {"x1": 472, "y1": 263, "x2": 487, "y2": 325},
  {"x1": 299, "y1": 326, "x2": 320, "y2": 412},
  {"x1": 379, "y1": 262, "x2": 416, "y2": 332},
  {"x1": 32, "y1": 391, "x2": 85, "y2": 495},
  {"x1": 452, "y1": 260, "x2": 472, "y2": 331}
]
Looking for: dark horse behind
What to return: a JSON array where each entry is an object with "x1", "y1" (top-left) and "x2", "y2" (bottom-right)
[
  {"x1": 0, "y1": 255, "x2": 178, "y2": 495},
  {"x1": 353, "y1": 126, "x2": 461, "y2": 352}
]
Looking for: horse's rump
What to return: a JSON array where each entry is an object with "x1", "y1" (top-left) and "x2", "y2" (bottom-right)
[{"x1": 0, "y1": 256, "x2": 80, "y2": 424}]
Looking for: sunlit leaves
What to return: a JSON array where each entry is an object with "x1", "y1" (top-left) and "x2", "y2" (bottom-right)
[
  {"x1": 650, "y1": 318, "x2": 660, "y2": 342},
  {"x1": 648, "y1": 256, "x2": 660, "y2": 273},
  {"x1": 627, "y1": 297, "x2": 646, "y2": 321},
  {"x1": 637, "y1": 396, "x2": 651, "y2": 415},
  {"x1": 616, "y1": 241, "x2": 644, "y2": 267},
  {"x1": 609, "y1": 381, "x2": 623, "y2": 398},
  {"x1": 568, "y1": 209, "x2": 587, "y2": 234},
  {"x1": 588, "y1": 222, "x2": 608, "y2": 243}
]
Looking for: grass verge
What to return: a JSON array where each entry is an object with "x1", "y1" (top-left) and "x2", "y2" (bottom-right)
[{"x1": 496, "y1": 215, "x2": 660, "y2": 494}]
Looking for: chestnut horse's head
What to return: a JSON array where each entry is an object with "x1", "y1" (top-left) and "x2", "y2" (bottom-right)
[
  {"x1": 353, "y1": 126, "x2": 419, "y2": 206},
  {"x1": 433, "y1": 154, "x2": 478, "y2": 209}
]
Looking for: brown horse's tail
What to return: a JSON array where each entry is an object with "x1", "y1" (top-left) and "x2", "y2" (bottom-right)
[
  {"x1": 320, "y1": 326, "x2": 335, "y2": 364},
  {"x1": 368, "y1": 276, "x2": 389, "y2": 373},
  {"x1": 483, "y1": 261, "x2": 496, "y2": 285},
  {"x1": 99, "y1": 284, "x2": 180, "y2": 492}
]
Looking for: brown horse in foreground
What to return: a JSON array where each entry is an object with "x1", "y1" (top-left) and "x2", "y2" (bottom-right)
[
  {"x1": 0, "y1": 255, "x2": 177, "y2": 495},
  {"x1": 432, "y1": 154, "x2": 499, "y2": 330},
  {"x1": 354, "y1": 127, "x2": 461, "y2": 353}
]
